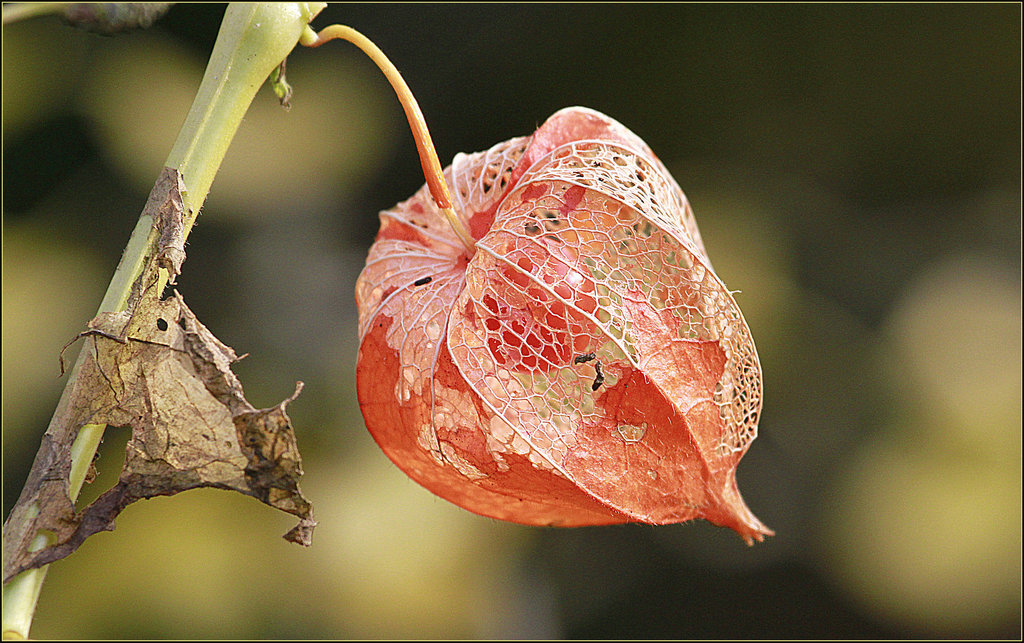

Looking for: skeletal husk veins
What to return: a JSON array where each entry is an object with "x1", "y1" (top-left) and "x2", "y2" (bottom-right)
[{"x1": 356, "y1": 107, "x2": 771, "y2": 543}]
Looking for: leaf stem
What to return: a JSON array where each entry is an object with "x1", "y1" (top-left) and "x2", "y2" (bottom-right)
[
  {"x1": 1, "y1": 3, "x2": 325, "y2": 638},
  {"x1": 301, "y1": 24, "x2": 476, "y2": 253}
]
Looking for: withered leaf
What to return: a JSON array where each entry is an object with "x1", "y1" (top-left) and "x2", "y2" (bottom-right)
[
  {"x1": 61, "y1": 3, "x2": 173, "y2": 34},
  {"x1": 3, "y1": 168, "x2": 314, "y2": 584},
  {"x1": 153, "y1": 168, "x2": 187, "y2": 285}
]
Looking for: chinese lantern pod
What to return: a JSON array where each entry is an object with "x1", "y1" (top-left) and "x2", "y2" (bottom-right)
[{"x1": 356, "y1": 106, "x2": 772, "y2": 544}]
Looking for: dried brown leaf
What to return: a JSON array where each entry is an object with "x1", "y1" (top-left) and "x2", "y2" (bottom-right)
[{"x1": 2, "y1": 168, "x2": 314, "y2": 583}]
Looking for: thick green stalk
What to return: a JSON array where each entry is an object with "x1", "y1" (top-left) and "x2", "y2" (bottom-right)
[{"x1": 1, "y1": 3, "x2": 325, "y2": 639}]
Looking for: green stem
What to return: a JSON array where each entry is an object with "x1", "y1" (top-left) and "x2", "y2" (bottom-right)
[{"x1": 1, "y1": 3, "x2": 325, "y2": 639}]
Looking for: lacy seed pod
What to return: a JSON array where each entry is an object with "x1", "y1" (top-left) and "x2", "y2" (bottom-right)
[{"x1": 355, "y1": 106, "x2": 772, "y2": 544}]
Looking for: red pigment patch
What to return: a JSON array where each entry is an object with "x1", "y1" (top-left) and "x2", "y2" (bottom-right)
[
  {"x1": 469, "y1": 208, "x2": 496, "y2": 240},
  {"x1": 520, "y1": 182, "x2": 546, "y2": 203},
  {"x1": 378, "y1": 219, "x2": 429, "y2": 244},
  {"x1": 560, "y1": 185, "x2": 586, "y2": 215}
]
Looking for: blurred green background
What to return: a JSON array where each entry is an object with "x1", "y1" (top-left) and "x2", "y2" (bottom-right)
[{"x1": 3, "y1": 3, "x2": 1020, "y2": 639}]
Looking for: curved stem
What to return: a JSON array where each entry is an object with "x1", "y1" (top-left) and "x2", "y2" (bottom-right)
[{"x1": 302, "y1": 24, "x2": 476, "y2": 253}]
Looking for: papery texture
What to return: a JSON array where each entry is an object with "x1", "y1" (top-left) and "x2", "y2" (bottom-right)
[{"x1": 356, "y1": 107, "x2": 770, "y2": 543}]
